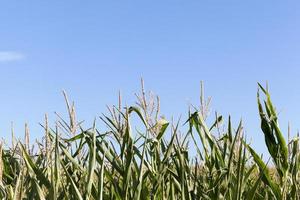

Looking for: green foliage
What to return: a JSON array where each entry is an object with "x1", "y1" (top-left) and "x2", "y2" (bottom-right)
[{"x1": 0, "y1": 83, "x2": 299, "y2": 199}]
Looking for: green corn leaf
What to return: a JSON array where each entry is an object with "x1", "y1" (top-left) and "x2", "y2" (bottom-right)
[{"x1": 246, "y1": 144, "x2": 281, "y2": 199}]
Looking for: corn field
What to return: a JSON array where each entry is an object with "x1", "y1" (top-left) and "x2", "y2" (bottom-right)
[{"x1": 0, "y1": 82, "x2": 299, "y2": 199}]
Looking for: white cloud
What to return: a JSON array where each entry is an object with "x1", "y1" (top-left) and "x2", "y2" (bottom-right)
[{"x1": 0, "y1": 51, "x2": 25, "y2": 62}]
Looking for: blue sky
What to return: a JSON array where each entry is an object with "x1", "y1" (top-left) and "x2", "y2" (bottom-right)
[{"x1": 0, "y1": 1, "x2": 300, "y2": 156}]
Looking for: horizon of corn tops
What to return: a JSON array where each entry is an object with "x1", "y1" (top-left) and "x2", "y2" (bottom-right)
[{"x1": 0, "y1": 82, "x2": 299, "y2": 199}]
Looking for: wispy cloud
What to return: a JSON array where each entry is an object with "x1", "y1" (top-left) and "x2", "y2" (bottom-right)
[{"x1": 0, "y1": 51, "x2": 25, "y2": 62}]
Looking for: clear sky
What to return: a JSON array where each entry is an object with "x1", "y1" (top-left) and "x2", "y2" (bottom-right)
[{"x1": 0, "y1": 1, "x2": 300, "y2": 156}]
